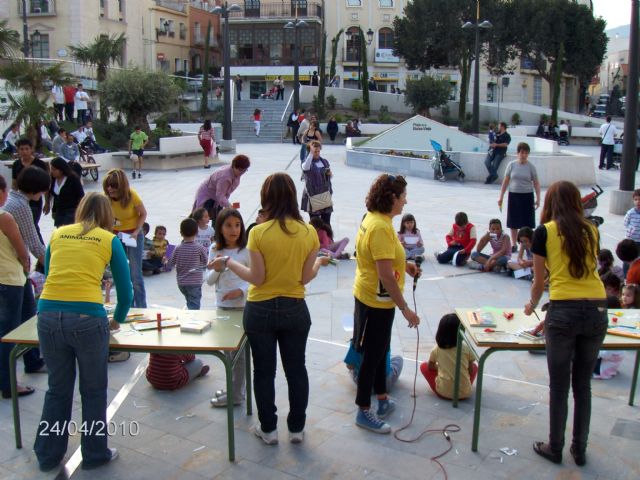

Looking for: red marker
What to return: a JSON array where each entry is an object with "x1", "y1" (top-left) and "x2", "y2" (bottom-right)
[
  {"x1": 484, "y1": 328, "x2": 495, "y2": 333},
  {"x1": 612, "y1": 317, "x2": 618, "y2": 323},
  {"x1": 503, "y1": 312, "x2": 514, "y2": 320},
  {"x1": 157, "y1": 312, "x2": 162, "y2": 330}
]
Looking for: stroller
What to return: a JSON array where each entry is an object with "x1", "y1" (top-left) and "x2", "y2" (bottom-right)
[
  {"x1": 582, "y1": 184, "x2": 604, "y2": 227},
  {"x1": 260, "y1": 86, "x2": 278, "y2": 100},
  {"x1": 430, "y1": 140, "x2": 465, "y2": 182},
  {"x1": 557, "y1": 131, "x2": 570, "y2": 146}
]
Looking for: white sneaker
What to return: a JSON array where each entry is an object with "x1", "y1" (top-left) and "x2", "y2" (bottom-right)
[
  {"x1": 108, "y1": 448, "x2": 119, "y2": 462},
  {"x1": 253, "y1": 424, "x2": 278, "y2": 445},
  {"x1": 289, "y1": 430, "x2": 304, "y2": 444}
]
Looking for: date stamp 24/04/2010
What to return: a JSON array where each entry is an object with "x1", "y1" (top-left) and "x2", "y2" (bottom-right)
[{"x1": 38, "y1": 420, "x2": 140, "y2": 437}]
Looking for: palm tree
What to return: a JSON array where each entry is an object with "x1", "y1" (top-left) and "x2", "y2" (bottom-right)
[
  {"x1": 0, "y1": 19, "x2": 21, "y2": 58},
  {"x1": 0, "y1": 60, "x2": 70, "y2": 148},
  {"x1": 69, "y1": 33, "x2": 127, "y2": 121}
]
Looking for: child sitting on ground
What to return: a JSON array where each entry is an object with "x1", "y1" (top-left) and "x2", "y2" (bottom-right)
[
  {"x1": 397, "y1": 213, "x2": 425, "y2": 260},
  {"x1": 420, "y1": 313, "x2": 478, "y2": 400},
  {"x1": 170, "y1": 218, "x2": 208, "y2": 310},
  {"x1": 192, "y1": 207, "x2": 215, "y2": 251},
  {"x1": 146, "y1": 354, "x2": 210, "y2": 391},
  {"x1": 205, "y1": 208, "x2": 248, "y2": 407},
  {"x1": 310, "y1": 216, "x2": 350, "y2": 259},
  {"x1": 601, "y1": 272, "x2": 622, "y2": 306},
  {"x1": 616, "y1": 239, "x2": 639, "y2": 281},
  {"x1": 435, "y1": 211, "x2": 477, "y2": 266},
  {"x1": 598, "y1": 248, "x2": 624, "y2": 281},
  {"x1": 470, "y1": 218, "x2": 511, "y2": 272},
  {"x1": 507, "y1": 226, "x2": 534, "y2": 279},
  {"x1": 142, "y1": 225, "x2": 169, "y2": 275},
  {"x1": 622, "y1": 283, "x2": 640, "y2": 308},
  {"x1": 344, "y1": 339, "x2": 403, "y2": 392}
]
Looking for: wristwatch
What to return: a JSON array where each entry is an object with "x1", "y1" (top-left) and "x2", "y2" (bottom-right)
[
  {"x1": 399, "y1": 304, "x2": 408, "y2": 312},
  {"x1": 222, "y1": 256, "x2": 230, "y2": 269}
]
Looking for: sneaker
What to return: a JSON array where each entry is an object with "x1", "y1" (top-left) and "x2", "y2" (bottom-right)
[
  {"x1": 289, "y1": 430, "x2": 304, "y2": 444},
  {"x1": 253, "y1": 424, "x2": 278, "y2": 445},
  {"x1": 433, "y1": 251, "x2": 441, "y2": 261},
  {"x1": 210, "y1": 392, "x2": 242, "y2": 408},
  {"x1": 108, "y1": 351, "x2": 130, "y2": 363},
  {"x1": 131, "y1": 170, "x2": 135, "y2": 179},
  {"x1": 137, "y1": 172, "x2": 142, "y2": 178},
  {"x1": 82, "y1": 448, "x2": 118, "y2": 470},
  {"x1": 511, "y1": 245, "x2": 518, "y2": 253},
  {"x1": 376, "y1": 398, "x2": 396, "y2": 419},
  {"x1": 355, "y1": 409, "x2": 391, "y2": 434},
  {"x1": 467, "y1": 260, "x2": 483, "y2": 270}
]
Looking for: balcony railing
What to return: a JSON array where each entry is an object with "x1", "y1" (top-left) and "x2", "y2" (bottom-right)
[
  {"x1": 17, "y1": 0, "x2": 56, "y2": 16},
  {"x1": 229, "y1": 1, "x2": 322, "y2": 20}
]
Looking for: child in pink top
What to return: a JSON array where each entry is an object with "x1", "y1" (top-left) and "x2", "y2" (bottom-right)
[
  {"x1": 310, "y1": 217, "x2": 349, "y2": 259},
  {"x1": 470, "y1": 218, "x2": 511, "y2": 272},
  {"x1": 253, "y1": 109, "x2": 262, "y2": 136},
  {"x1": 397, "y1": 213, "x2": 425, "y2": 260}
]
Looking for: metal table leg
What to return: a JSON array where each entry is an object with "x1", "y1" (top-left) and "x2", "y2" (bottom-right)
[
  {"x1": 452, "y1": 326, "x2": 465, "y2": 408},
  {"x1": 471, "y1": 348, "x2": 496, "y2": 452},
  {"x1": 224, "y1": 353, "x2": 236, "y2": 462},
  {"x1": 244, "y1": 340, "x2": 252, "y2": 416},
  {"x1": 10, "y1": 344, "x2": 33, "y2": 449},
  {"x1": 629, "y1": 350, "x2": 640, "y2": 406}
]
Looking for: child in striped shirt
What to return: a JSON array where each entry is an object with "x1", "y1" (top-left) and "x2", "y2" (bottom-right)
[{"x1": 623, "y1": 189, "x2": 640, "y2": 247}]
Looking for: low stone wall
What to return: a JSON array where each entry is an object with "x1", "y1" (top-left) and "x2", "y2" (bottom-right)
[{"x1": 346, "y1": 148, "x2": 595, "y2": 187}]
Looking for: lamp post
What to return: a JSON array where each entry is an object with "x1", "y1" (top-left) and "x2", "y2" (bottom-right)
[
  {"x1": 462, "y1": 1, "x2": 492, "y2": 134},
  {"x1": 21, "y1": 0, "x2": 30, "y2": 57},
  {"x1": 284, "y1": 18, "x2": 308, "y2": 111},
  {"x1": 620, "y1": 0, "x2": 639, "y2": 192},
  {"x1": 211, "y1": 2, "x2": 241, "y2": 141},
  {"x1": 345, "y1": 28, "x2": 373, "y2": 89}
]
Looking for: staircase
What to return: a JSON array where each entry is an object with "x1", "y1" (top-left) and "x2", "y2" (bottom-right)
[{"x1": 232, "y1": 97, "x2": 288, "y2": 143}]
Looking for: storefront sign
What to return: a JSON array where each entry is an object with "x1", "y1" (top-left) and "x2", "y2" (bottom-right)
[
  {"x1": 375, "y1": 48, "x2": 400, "y2": 63},
  {"x1": 265, "y1": 75, "x2": 310, "y2": 81},
  {"x1": 372, "y1": 71, "x2": 399, "y2": 81}
]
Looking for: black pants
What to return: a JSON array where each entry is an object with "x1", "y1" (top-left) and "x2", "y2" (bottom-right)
[
  {"x1": 599, "y1": 144, "x2": 614, "y2": 169},
  {"x1": 276, "y1": 88, "x2": 284, "y2": 100},
  {"x1": 353, "y1": 297, "x2": 395, "y2": 407},
  {"x1": 291, "y1": 124, "x2": 300, "y2": 144},
  {"x1": 436, "y1": 245, "x2": 468, "y2": 265},
  {"x1": 64, "y1": 102, "x2": 74, "y2": 122},
  {"x1": 53, "y1": 103, "x2": 64, "y2": 122}
]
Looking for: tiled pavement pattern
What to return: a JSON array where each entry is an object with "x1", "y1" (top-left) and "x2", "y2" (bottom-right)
[{"x1": 0, "y1": 143, "x2": 639, "y2": 479}]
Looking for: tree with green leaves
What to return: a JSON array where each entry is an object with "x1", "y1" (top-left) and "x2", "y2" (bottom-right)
[
  {"x1": 200, "y1": 21, "x2": 212, "y2": 118},
  {"x1": 0, "y1": 19, "x2": 21, "y2": 58},
  {"x1": 0, "y1": 60, "x2": 70, "y2": 148},
  {"x1": 360, "y1": 28, "x2": 370, "y2": 117},
  {"x1": 100, "y1": 68, "x2": 180, "y2": 130},
  {"x1": 69, "y1": 33, "x2": 127, "y2": 121},
  {"x1": 404, "y1": 75, "x2": 452, "y2": 117},
  {"x1": 329, "y1": 29, "x2": 343, "y2": 85}
]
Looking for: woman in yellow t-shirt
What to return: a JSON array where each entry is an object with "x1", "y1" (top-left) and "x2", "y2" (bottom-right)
[
  {"x1": 352, "y1": 174, "x2": 420, "y2": 434},
  {"x1": 103, "y1": 168, "x2": 148, "y2": 307},
  {"x1": 209, "y1": 173, "x2": 329, "y2": 445},
  {"x1": 525, "y1": 181, "x2": 606, "y2": 466}
]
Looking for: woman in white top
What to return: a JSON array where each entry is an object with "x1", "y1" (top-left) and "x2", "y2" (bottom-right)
[{"x1": 497, "y1": 142, "x2": 541, "y2": 249}]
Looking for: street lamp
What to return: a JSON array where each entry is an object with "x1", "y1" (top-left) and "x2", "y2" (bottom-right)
[
  {"x1": 211, "y1": 2, "x2": 241, "y2": 141},
  {"x1": 345, "y1": 28, "x2": 374, "y2": 90},
  {"x1": 462, "y1": 1, "x2": 492, "y2": 134},
  {"x1": 620, "y1": 0, "x2": 639, "y2": 192},
  {"x1": 284, "y1": 18, "x2": 308, "y2": 111}
]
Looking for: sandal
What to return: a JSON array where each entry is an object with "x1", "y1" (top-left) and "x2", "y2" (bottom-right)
[
  {"x1": 2, "y1": 385, "x2": 35, "y2": 399},
  {"x1": 533, "y1": 441, "x2": 562, "y2": 464}
]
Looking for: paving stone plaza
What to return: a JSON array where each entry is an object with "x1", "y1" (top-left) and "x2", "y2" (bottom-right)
[{"x1": 1, "y1": 142, "x2": 639, "y2": 479}]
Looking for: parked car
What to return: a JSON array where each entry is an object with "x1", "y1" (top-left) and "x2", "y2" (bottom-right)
[
  {"x1": 591, "y1": 104, "x2": 607, "y2": 118},
  {"x1": 186, "y1": 75, "x2": 223, "y2": 90}
]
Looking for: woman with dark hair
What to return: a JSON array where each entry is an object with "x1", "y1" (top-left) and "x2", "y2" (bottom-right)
[
  {"x1": 193, "y1": 154, "x2": 250, "y2": 226},
  {"x1": 44, "y1": 157, "x2": 85, "y2": 227},
  {"x1": 198, "y1": 119, "x2": 216, "y2": 169},
  {"x1": 209, "y1": 172, "x2": 329, "y2": 445},
  {"x1": 525, "y1": 180, "x2": 607, "y2": 467},
  {"x1": 352, "y1": 174, "x2": 420, "y2": 434},
  {"x1": 103, "y1": 168, "x2": 148, "y2": 308},
  {"x1": 498, "y1": 142, "x2": 541, "y2": 250},
  {"x1": 34, "y1": 193, "x2": 132, "y2": 471},
  {"x1": 301, "y1": 141, "x2": 333, "y2": 226}
]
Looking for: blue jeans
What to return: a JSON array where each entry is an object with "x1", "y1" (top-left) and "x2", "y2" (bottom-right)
[
  {"x1": 0, "y1": 281, "x2": 44, "y2": 392},
  {"x1": 34, "y1": 311, "x2": 111, "y2": 469},
  {"x1": 484, "y1": 150, "x2": 506, "y2": 178},
  {"x1": 243, "y1": 297, "x2": 311, "y2": 433},
  {"x1": 125, "y1": 232, "x2": 147, "y2": 308},
  {"x1": 544, "y1": 300, "x2": 608, "y2": 454},
  {"x1": 178, "y1": 284, "x2": 202, "y2": 310}
]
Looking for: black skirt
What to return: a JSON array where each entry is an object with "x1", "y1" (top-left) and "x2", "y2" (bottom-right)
[{"x1": 507, "y1": 191, "x2": 535, "y2": 229}]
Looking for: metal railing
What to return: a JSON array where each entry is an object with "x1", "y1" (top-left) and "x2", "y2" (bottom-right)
[{"x1": 229, "y1": 0, "x2": 322, "y2": 20}]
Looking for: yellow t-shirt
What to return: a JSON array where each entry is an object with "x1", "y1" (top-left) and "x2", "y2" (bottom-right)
[
  {"x1": 353, "y1": 211, "x2": 406, "y2": 309},
  {"x1": 247, "y1": 219, "x2": 319, "y2": 302},
  {"x1": 111, "y1": 188, "x2": 143, "y2": 232},
  {"x1": 0, "y1": 209, "x2": 26, "y2": 286},
  {"x1": 429, "y1": 344, "x2": 474, "y2": 399},
  {"x1": 40, "y1": 224, "x2": 114, "y2": 303},
  {"x1": 542, "y1": 221, "x2": 605, "y2": 301}
]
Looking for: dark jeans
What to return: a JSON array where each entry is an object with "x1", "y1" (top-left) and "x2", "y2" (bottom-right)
[
  {"x1": 34, "y1": 311, "x2": 111, "y2": 469},
  {"x1": 544, "y1": 300, "x2": 608, "y2": 454},
  {"x1": 29, "y1": 197, "x2": 44, "y2": 244},
  {"x1": 124, "y1": 232, "x2": 147, "y2": 308},
  {"x1": 484, "y1": 150, "x2": 506, "y2": 178},
  {"x1": 353, "y1": 297, "x2": 395, "y2": 407},
  {"x1": 54, "y1": 103, "x2": 64, "y2": 122},
  {"x1": 53, "y1": 209, "x2": 76, "y2": 228},
  {"x1": 599, "y1": 144, "x2": 614, "y2": 168},
  {"x1": 0, "y1": 281, "x2": 44, "y2": 392},
  {"x1": 310, "y1": 211, "x2": 332, "y2": 227},
  {"x1": 436, "y1": 245, "x2": 468, "y2": 266},
  {"x1": 77, "y1": 109, "x2": 87, "y2": 125},
  {"x1": 243, "y1": 297, "x2": 311, "y2": 433},
  {"x1": 178, "y1": 284, "x2": 202, "y2": 310},
  {"x1": 291, "y1": 125, "x2": 300, "y2": 144},
  {"x1": 276, "y1": 88, "x2": 284, "y2": 100},
  {"x1": 64, "y1": 102, "x2": 74, "y2": 122}
]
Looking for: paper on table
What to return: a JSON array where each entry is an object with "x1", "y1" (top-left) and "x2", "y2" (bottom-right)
[
  {"x1": 513, "y1": 267, "x2": 532, "y2": 279},
  {"x1": 404, "y1": 235, "x2": 419, "y2": 245},
  {"x1": 118, "y1": 232, "x2": 138, "y2": 247}
]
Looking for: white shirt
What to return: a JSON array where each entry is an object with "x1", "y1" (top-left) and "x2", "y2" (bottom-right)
[
  {"x1": 4, "y1": 130, "x2": 18, "y2": 146},
  {"x1": 84, "y1": 126, "x2": 96, "y2": 142},
  {"x1": 559, "y1": 124, "x2": 569, "y2": 133},
  {"x1": 52, "y1": 85, "x2": 64, "y2": 104},
  {"x1": 195, "y1": 225, "x2": 214, "y2": 251},
  {"x1": 40, "y1": 125, "x2": 51, "y2": 141},
  {"x1": 205, "y1": 246, "x2": 250, "y2": 309},
  {"x1": 71, "y1": 129, "x2": 87, "y2": 143},
  {"x1": 74, "y1": 90, "x2": 90, "y2": 109},
  {"x1": 53, "y1": 176, "x2": 67, "y2": 196},
  {"x1": 599, "y1": 122, "x2": 618, "y2": 145}
]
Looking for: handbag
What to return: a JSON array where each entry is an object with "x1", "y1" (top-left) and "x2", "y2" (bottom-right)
[{"x1": 309, "y1": 190, "x2": 333, "y2": 211}]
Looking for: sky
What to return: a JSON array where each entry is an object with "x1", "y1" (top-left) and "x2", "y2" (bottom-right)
[{"x1": 592, "y1": 0, "x2": 633, "y2": 29}]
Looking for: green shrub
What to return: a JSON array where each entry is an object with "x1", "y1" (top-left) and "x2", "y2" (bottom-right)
[
  {"x1": 378, "y1": 105, "x2": 394, "y2": 123},
  {"x1": 93, "y1": 119, "x2": 130, "y2": 150},
  {"x1": 540, "y1": 113, "x2": 549, "y2": 123},
  {"x1": 326, "y1": 94, "x2": 336, "y2": 109},
  {"x1": 311, "y1": 95, "x2": 326, "y2": 119},
  {"x1": 351, "y1": 98, "x2": 365, "y2": 115},
  {"x1": 511, "y1": 112, "x2": 522, "y2": 126},
  {"x1": 334, "y1": 112, "x2": 343, "y2": 123}
]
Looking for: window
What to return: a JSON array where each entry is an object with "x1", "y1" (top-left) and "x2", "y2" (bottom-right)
[
  {"x1": 347, "y1": 0, "x2": 362, "y2": 6},
  {"x1": 192, "y1": 54, "x2": 201, "y2": 70},
  {"x1": 31, "y1": 33, "x2": 49, "y2": 58},
  {"x1": 179, "y1": 22, "x2": 186, "y2": 40},
  {"x1": 245, "y1": 0, "x2": 260, "y2": 17},
  {"x1": 194, "y1": 22, "x2": 201, "y2": 42},
  {"x1": 238, "y1": 30, "x2": 253, "y2": 60},
  {"x1": 533, "y1": 77, "x2": 542, "y2": 106},
  {"x1": 100, "y1": 0, "x2": 105, "y2": 8},
  {"x1": 175, "y1": 58, "x2": 181, "y2": 72},
  {"x1": 29, "y1": 0, "x2": 51, "y2": 14},
  {"x1": 378, "y1": 28, "x2": 393, "y2": 49},
  {"x1": 379, "y1": 0, "x2": 393, "y2": 6},
  {"x1": 291, "y1": 0, "x2": 307, "y2": 16},
  {"x1": 118, "y1": 0, "x2": 124, "y2": 13},
  {"x1": 345, "y1": 27, "x2": 361, "y2": 62}
]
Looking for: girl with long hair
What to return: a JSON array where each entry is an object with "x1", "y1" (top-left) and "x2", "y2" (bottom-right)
[
  {"x1": 209, "y1": 173, "x2": 329, "y2": 445},
  {"x1": 525, "y1": 181, "x2": 606, "y2": 467},
  {"x1": 198, "y1": 119, "x2": 216, "y2": 169},
  {"x1": 45, "y1": 157, "x2": 84, "y2": 227}
]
